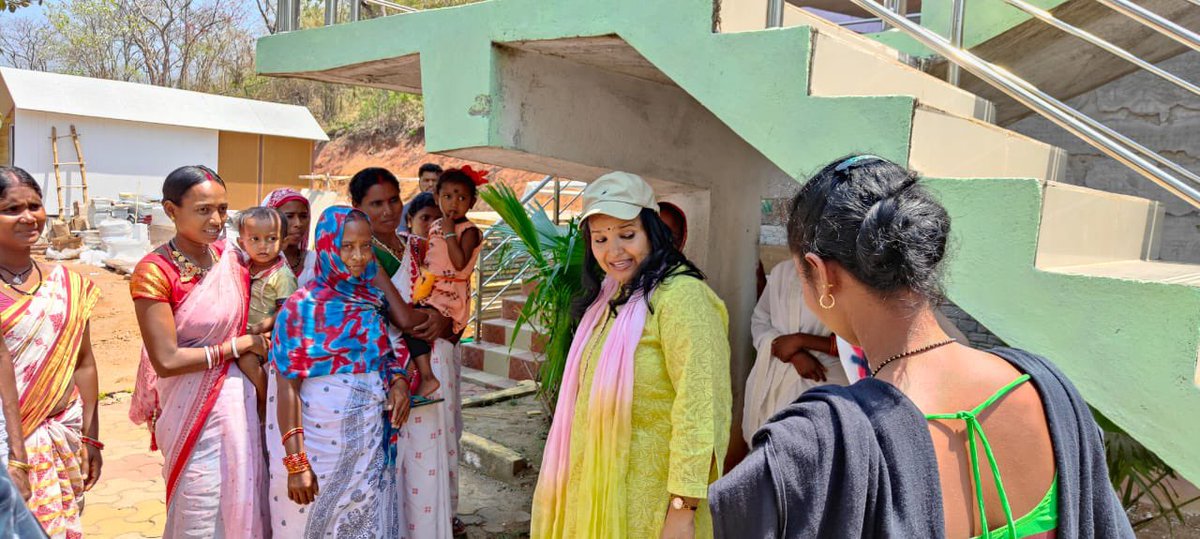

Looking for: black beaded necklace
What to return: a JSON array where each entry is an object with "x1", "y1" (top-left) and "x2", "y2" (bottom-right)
[
  {"x1": 871, "y1": 338, "x2": 958, "y2": 377},
  {"x1": 2, "y1": 261, "x2": 42, "y2": 297}
]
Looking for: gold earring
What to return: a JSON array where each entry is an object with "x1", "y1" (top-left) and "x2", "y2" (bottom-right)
[{"x1": 819, "y1": 284, "x2": 835, "y2": 309}]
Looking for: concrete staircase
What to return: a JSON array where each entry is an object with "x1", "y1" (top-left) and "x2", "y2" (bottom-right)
[
  {"x1": 256, "y1": 0, "x2": 1200, "y2": 485},
  {"x1": 738, "y1": 0, "x2": 1200, "y2": 124},
  {"x1": 463, "y1": 282, "x2": 547, "y2": 382}
]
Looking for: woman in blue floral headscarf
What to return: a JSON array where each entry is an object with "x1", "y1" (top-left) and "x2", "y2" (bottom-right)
[{"x1": 265, "y1": 206, "x2": 415, "y2": 536}]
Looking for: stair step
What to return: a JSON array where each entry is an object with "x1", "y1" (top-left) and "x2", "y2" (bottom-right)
[
  {"x1": 502, "y1": 295, "x2": 529, "y2": 321},
  {"x1": 1036, "y1": 182, "x2": 1163, "y2": 268},
  {"x1": 809, "y1": 25, "x2": 994, "y2": 122},
  {"x1": 462, "y1": 341, "x2": 544, "y2": 382},
  {"x1": 1046, "y1": 259, "x2": 1200, "y2": 286},
  {"x1": 480, "y1": 318, "x2": 548, "y2": 353},
  {"x1": 461, "y1": 366, "x2": 519, "y2": 390},
  {"x1": 909, "y1": 104, "x2": 1066, "y2": 182},
  {"x1": 722, "y1": 2, "x2": 994, "y2": 122}
]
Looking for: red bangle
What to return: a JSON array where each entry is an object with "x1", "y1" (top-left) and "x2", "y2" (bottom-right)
[
  {"x1": 81, "y1": 436, "x2": 104, "y2": 451},
  {"x1": 829, "y1": 335, "x2": 838, "y2": 357},
  {"x1": 281, "y1": 427, "x2": 304, "y2": 445},
  {"x1": 283, "y1": 452, "x2": 311, "y2": 474}
]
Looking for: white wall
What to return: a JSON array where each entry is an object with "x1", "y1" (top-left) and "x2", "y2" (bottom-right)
[{"x1": 13, "y1": 110, "x2": 219, "y2": 215}]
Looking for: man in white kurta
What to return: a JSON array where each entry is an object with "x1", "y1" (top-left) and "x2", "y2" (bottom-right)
[{"x1": 742, "y1": 259, "x2": 852, "y2": 444}]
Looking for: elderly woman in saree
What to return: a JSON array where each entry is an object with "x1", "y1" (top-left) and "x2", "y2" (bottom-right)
[
  {"x1": 0, "y1": 166, "x2": 101, "y2": 539},
  {"x1": 531, "y1": 171, "x2": 732, "y2": 539},
  {"x1": 129, "y1": 165, "x2": 269, "y2": 537},
  {"x1": 267, "y1": 206, "x2": 422, "y2": 536}
]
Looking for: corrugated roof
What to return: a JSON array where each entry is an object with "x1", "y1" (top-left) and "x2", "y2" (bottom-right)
[{"x1": 0, "y1": 67, "x2": 329, "y2": 141}]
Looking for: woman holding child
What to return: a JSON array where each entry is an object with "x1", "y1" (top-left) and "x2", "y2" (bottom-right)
[
  {"x1": 129, "y1": 165, "x2": 269, "y2": 537},
  {"x1": 0, "y1": 166, "x2": 103, "y2": 538},
  {"x1": 531, "y1": 171, "x2": 732, "y2": 539},
  {"x1": 348, "y1": 165, "x2": 485, "y2": 538}
]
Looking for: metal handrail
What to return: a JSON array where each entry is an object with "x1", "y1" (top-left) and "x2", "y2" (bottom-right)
[
  {"x1": 470, "y1": 175, "x2": 561, "y2": 335},
  {"x1": 844, "y1": 0, "x2": 1200, "y2": 208},
  {"x1": 1096, "y1": 0, "x2": 1200, "y2": 53},
  {"x1": 838, "y1": 12, "x2": 924, "y2": 27},
  {"x1": 479, "y1": 175, "x2": 554, "y2": 243},
  {"x1": 364, "y1": 0, "x2": 419, "y2": 13},
  {"x1": 999, "y1": 0, "x2": 1200, "y2": 97},
  {"x1": 473, "y1": 258, "x2": 537, "y2": 327}
]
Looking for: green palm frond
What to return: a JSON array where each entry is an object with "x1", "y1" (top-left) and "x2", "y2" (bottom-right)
[
  {"x1": 1092, "y1": 407, "x2": 1200, "y2": 529},
  {"x1": 480, "y1": 184, "x2": 547, "y2": 267},
  {"x1": 479, "y1": 183, "x2": 585, "y2": 410}
]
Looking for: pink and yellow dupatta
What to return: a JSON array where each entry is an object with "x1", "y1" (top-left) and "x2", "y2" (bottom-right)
[
  {"x1": 128, "y1": 247, "x2": 250, "y2": 504},
  {"x1": 531, "y1": 277, "x2": 648, "y2": 538}
]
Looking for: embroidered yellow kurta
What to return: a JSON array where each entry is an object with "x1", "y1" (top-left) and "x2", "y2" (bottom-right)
[{"x1": 562, "y1": 275, "x2": 732, "y2": 538}]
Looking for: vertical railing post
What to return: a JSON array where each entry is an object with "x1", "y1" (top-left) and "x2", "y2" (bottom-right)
[
  {"x1": 948, "y1": 0, "x2": 966, "y2": 85},
  {"x1": 882, "y1": 0, "x2": 908, "y2": 30},
  {"x1": 474, "y1": 236, "x2": 486, "y2": 339},
  {"x1": 766, "y1": 0, "x2": 785, "y2": 28},
  {"x1": 553, "y1": 178, "x2": 561, "y2": 224},
  {"x1": 277, "y1": 0, "x2": 298, "y2": 32},
  {"x1": 350, "y1": 0, "x2": 360, "y2": 22},
  {"x1": 325, "y1": 0, "x2": 338, "y2": 26}
]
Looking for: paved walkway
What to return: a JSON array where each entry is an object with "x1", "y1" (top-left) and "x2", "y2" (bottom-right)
[{"x1": 83, "y1": 394, "x2": 164, "y2": 538}]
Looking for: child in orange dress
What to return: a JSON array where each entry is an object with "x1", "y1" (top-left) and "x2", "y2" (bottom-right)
[{"x1": 409, "y1": 167, "x2": 486, "y2": 397}]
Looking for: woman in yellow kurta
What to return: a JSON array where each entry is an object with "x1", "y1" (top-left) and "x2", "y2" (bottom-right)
[{"x1": 532, "y1": 171, "x2": 731, "y2": 539}]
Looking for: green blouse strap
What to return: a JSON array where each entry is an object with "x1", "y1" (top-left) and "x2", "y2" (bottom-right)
[{"x1": 924, "y1": 374, "x2": 1032, "y2": 539}]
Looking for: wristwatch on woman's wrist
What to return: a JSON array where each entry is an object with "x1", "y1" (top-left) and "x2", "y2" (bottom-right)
[{"x1": 671, "y1": 497, "x2": 698, "y2": 511}]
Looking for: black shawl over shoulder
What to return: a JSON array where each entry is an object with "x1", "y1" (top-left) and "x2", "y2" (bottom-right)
[{"x1": 709, "y1": 348, "x2": 1133, "y2": 538}]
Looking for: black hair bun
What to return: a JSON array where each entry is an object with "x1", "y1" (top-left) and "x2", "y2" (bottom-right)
[
  {"x1": 787, "y1": 156, "x2": 950, "y2": 300},
  {"x1": 854, "y1": 179, "x2": 949, "y2": 298}
]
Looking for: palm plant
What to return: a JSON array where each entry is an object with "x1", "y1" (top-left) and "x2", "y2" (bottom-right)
[
  {"x1": 1093, "y1": 407, "x2": 1200, "y2": 530},
  {"x1": 479, "y1": 184, "x2": 585, "y2": 410}
]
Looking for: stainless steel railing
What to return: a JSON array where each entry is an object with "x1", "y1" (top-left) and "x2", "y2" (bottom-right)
[
  {"x1": 841, "y1": 0, "x2": 1200, "y2": 208},
  {"x1": 996, "y1": 0, "x2": 1200, "y2": 97},
  {"x1": 469, "y1": 177, "x2": 585, "y2": 337},
  {"x1": 276, "y1": 0, "x2": 421, "y2": 31},
  {"x1": 1096, "y1": 0, "x2": 1200, "y2": 52}
]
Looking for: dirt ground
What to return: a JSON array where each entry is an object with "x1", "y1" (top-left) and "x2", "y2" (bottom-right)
[{"x1": 459, "y1": 395, "x2": 547, "y2": 538}]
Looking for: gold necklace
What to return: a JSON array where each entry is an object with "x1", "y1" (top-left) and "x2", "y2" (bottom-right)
[
  {"x1": 373, "y1": 236, "x2": 403, "y2": 261},
  {"x1": 169, "y1": 241, "x2": 215, "y2": 284}
]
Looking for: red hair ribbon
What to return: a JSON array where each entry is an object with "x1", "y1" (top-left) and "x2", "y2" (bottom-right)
[{"x1": 458, "y1": 165, "x2": 489, "y2": 186}]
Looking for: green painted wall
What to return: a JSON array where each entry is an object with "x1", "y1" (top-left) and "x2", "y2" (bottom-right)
[{"x1": 257, "y1": 0, "x2": 1200, "y2": 484}]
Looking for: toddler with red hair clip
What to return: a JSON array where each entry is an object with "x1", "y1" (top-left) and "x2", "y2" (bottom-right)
[{"x1": 408, "y1": 166, "x2": 486, "y2": 397}]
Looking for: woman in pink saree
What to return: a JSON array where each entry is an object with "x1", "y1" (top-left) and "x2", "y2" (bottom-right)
[
  {"x1": 129, "y1": 166, "x2": 269, "y2": 537},
  {"x1": 0, "y1": 166, "x2": 102, "y2": 539}
]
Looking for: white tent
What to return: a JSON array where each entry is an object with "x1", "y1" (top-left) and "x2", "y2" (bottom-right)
[{"x1": 0, "y1": 67, "x2": 328, "y2": 214}]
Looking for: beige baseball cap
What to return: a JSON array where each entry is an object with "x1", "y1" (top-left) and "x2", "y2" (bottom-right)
[{"x1": 580, "y1": 171, "x2": 659, "y2": 221}]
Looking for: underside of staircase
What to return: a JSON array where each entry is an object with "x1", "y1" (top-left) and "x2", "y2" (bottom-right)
[{"x1": 256, "y1": 0, "x2": 1200, "y2": 484}]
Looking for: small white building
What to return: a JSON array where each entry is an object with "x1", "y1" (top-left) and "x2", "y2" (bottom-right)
[{"x1": 0, "y1": 67, "x2": 329, "y2": 214}]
